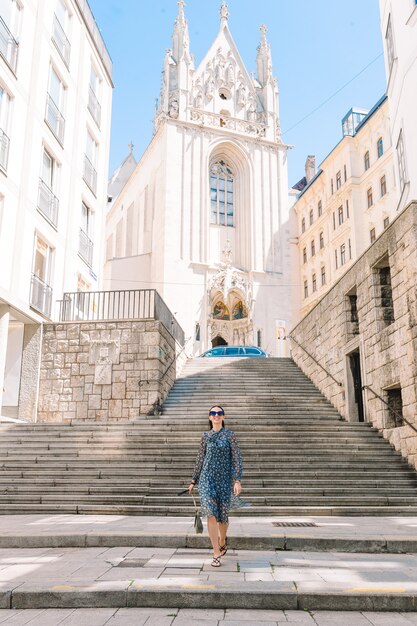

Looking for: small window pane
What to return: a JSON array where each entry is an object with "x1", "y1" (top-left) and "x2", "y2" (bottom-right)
[{"x1": 219, "y1": 178, "x2": 225, "y2": 191}]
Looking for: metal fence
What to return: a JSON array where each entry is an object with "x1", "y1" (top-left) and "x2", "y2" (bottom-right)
[
  {"x1": 38, "y1": 179, "x2": 59, "y2": 227},
  {"x1": 52, "y1": 14, "x2": 71, "y2": 67},
  {"x1": 45, "y1": 94, "x2": 65, "y2": 145},
  {"x1": 59, "y1": 289, "x2": 185, "y2": 345},
  {"x1": 30, "y1": 274, "x2": 53, "y2": 318},
  {"x1": 0, "y1": 16, "x2": 18, "y2": 73},
  {"x1": 0, "y1": 128, "x2": 10, "y2": 173}
]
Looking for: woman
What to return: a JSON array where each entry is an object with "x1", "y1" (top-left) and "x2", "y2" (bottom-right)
[{"x1": 188, "y1": 405, "x2": 245, "y2": 567}]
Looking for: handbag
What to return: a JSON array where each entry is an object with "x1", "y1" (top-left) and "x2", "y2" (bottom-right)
[{"x1": 191, "y1": 492, "x2": 203, "y2": 534}]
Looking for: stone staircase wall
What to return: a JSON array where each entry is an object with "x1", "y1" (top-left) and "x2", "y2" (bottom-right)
[{"x1": 38, "y1": 320, "x2": 181, "y2": 422}]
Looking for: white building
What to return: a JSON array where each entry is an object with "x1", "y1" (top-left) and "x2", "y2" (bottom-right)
[
  {"x1": 379, "y1": 0, "x2": 417, "y2": 209},
  {"x1": 292, "y1": 96, "x2": 397, "y2": 320},
  {"x1": 0, "y1": 0, "x2": 113, "y2": 418},
  {"x1": 105, "y1": 2, "x2": 295, "y2": 357}
]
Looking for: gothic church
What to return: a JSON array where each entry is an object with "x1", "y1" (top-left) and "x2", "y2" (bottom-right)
[{"x1": 105, "y1": 2, "x2": 296, "y2": 356}]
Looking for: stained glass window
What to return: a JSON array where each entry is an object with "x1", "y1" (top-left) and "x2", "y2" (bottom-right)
[{"x1": 210, "y1": 160, "x2": 234, "y2": 226}]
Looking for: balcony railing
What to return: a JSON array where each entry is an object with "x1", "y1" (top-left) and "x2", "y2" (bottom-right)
[
  {"x1": 79, "y1": 227, "x2": 93, "y2": 266},
  {"x1": 37, "y1": 178, "x2": 59, "y2": 227},
  {"x1": 30, "y1": 274, "x2": 53, "y2": 318},
  {"x1": 0, "y1": 16, "x2": 19, "y2": 73},
  {"x1": 88, "y1": 85, "x2": 101, "y2": 127},
  {"x1": 83, "y1": 154, "x2": 97, "y2": 195},
  {"x1": 0, "y1": 128, "x2": 10, "y2": 173},
  {"x1": 45, "y1": 94, "x2": 65, "y2": 145},
  {"x1": 58, "y1": 288, "x2": 185, "y2": 345},
  {"x1": 52, "y1": 14, "x2": 70, "y2": 67}
]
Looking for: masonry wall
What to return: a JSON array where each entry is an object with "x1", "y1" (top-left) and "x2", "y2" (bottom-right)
[
  {"x1": 290, "y1": 201, "x2": 417, "y2": 467},
  {"x1": 38, "y1": 320, "x2": 181, "y2": 422}
]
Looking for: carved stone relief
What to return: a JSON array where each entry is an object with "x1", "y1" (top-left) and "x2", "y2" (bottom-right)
[{"x1": 89, "y1": 332, "x2": 121, "y2": 386}]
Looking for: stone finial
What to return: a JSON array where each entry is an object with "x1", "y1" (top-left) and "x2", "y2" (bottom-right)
[
  {"x1": 260, "y1": 24, "x2": 268, "y2": 46},
  {"x1": 256, "y1": 23, "x2": 273, "y2": 86},
  {"x1": 220, "y1": 1, "x2": 229, "y2": 24},
  {"x1": 128, "y1": 141, "x2": 134, "y2": 155},
  {"x1": 177, "y1": 0, "x2": 186, "y2": 23}
]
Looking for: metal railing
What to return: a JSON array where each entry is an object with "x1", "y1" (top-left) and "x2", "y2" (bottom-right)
[
  {"x1": 52, "y1": 14, "x2": 71, "y2": 67},
  {"x1": 88, "y1": 85, "x2": 101, "y2": 127},
  {"x1": 37, "y1": 178, "x2": 59, "y2": 226},
  {"x1": 83, "y1": 154, "x2": 97, "y2": 195},
  {"x1": 362, "y1": 385, "x2": 417, "y2": 433},
  {"x1": 45, "y1": 94, "x2": 65, "y2": 144},
  {"x1": 0, "y1": 128, "x2": 10, "y2": 172},
  {"x1": 0, "y1": 16, "x2": 18, "y2": 73},
  {"x1": 289, "y1": 334, "x2": 343, "y2": 387},
  {"x1": 79, "y1": 228, "x2": 93, "y2": 266},
  {"x1": 30, "y1": 274, "x2": 53, "y2": 318},
  {"x1": 58, "y1": 289, "x2": 185, "y2": 345}
]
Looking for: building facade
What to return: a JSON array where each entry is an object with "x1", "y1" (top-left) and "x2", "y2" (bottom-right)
[
  {"x1": 0, "y1": 0, "x2": 113, "y2": 417},
  {"x1": 292, "y1": 97, "x2": 397, "y2": 321},
  {"x1": 105, "y1": 2, "x2": 295, "y2": 357},
  {"x1": 379, "y1": 0, "x2": 417, "y2": 211}
]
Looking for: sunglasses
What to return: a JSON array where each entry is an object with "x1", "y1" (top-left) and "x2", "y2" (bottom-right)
[{"x1": 209, "y1": 410, "x2": 224, "y2": 416}]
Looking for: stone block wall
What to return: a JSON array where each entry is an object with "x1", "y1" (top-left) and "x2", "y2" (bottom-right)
[
  {"x1": 38, "y1": 320, "x2": 182, "y2": 422},
  {"x1": 290, "y1": 201, "x2": 417, "y2": 467}
]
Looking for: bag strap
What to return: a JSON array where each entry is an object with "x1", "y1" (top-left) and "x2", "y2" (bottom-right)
[{"x1": 190, "y1": 492, "x2": 198, "y2": 511}]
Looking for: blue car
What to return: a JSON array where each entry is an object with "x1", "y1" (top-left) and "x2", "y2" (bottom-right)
[{"x1": 200, "y1": 346, "x2": 267, "y2": 358}]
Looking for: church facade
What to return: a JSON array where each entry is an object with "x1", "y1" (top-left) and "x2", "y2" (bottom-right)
[{"x1": 104, "y1": 2, "x2": 296, "y2": 357}]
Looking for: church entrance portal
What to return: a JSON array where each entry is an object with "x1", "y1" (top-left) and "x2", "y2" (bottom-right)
[{"x1": 212, "y1": 336, "x2": 228, "y2": 348}]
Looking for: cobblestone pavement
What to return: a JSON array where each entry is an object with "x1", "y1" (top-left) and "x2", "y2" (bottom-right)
[{"x1": 0, "y1": 607, "x2": 417, "y2": 625}]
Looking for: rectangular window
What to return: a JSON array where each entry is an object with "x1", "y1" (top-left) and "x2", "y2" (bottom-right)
[
  {"x1": 0, "y1": 86, "x2": 11, "y2": 173},
  {"x1": 79, "y1": 203, "x2": 94, "y2": 266},
  {"x1": 344, "y1": 164, "x2": 347, "y2": 182},
  {"x1": 301, "y1": 218, "x2": 305, "y2": 233},
  {"x1": 349, "y1": 294, "x2": 359, "y2": 334},
  {"x1": 379, "y1": 266, "x2": 394, "y2": 326},
  {"x1": 52, "y1": 0, "x2": 71, "y2": 66},
  {"x1": 84, "y1": 131, "x2": 98, "y2": 195},
  {"x1": 380, "y1": 175, "x2": 387, "y2": 197},
  {"x1": 321, "y1": 265, "x2": 326, "y2": 286},
  {"x1": 38, "y1": 149, "x2": 59, "y2": 226},
  {"x1": 88, "y1": 64, "x2": 102, "y2": 127},
  {"x1": 312, "y1": 273, "x2": 317, "y2": 293},
  {"x1": 335, "y1": 249, "x2": 338, "y2": 270},
  {"x1": 364, "y1": 151, "x2": 370, "y2": 171},
  {"x1": 319, "y1": 231, "x2": 324, "y2": 249},
  {"x1": 386, "y1": 14, "x2": 395, "y2": 72},
  {"x1": 0, "y1": 0, "x2": 20, "y2": 72},
  {"x1": 338, "y1": 205, "x2": 344, "y2": 226},
  {"x1": 195, "y1": 323, "x2": 201, "y2": 342},
  {"x1": 304, "y1": 280, "x2": 308, "y2": 299},
  {"x1": 331, "y1": 179, "x2": 334, "y2": 195},
  {"x1": 348, "y1": 238, "x2": 352, "y2": 260},
  {"x1": 302, "y1": 247, "x2": 307, "y2": 264},
  {"x1": 386, "y1": 388, "x2": 403, "y2": 428},
  {"x1": 396, "y1": 130, "x2": 407, "y2": 190},
  {"x1": 333, "y1": 212, "x2": 336, "y2": 230},
  {"x1": 30, "y1": 235, "x2": 54, "y2": 317},
  {"x1": 370, "y1": 228, "x2": 376, "y2": 243},
  {"x1": 311, "y1": 239, "x2": 315, "y2": 257},
  {"x1": 384, "y1": 216, "x2": 390, "y2": 229},
  {"x1": 336, "y1": 170, "x2": 342, "y2": 190},
  {"x1": 45, "y1": 66, "x2": 66, "y2": 144},
  {"x1": 340, "y1": 243, "x2": 346, "y2": 266},
  {"x1": 309, "y1": 209, "x2": 313, "y2": 226},
  {"x1": 318, "y1": 200, "x2": 322, "y2": 217},
  {"x1": 367, "y1": 187, "x2": 373, "y2": 208}
]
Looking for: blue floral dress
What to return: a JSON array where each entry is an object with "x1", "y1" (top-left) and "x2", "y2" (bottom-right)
[{"x1": 192, "y1": 428, "x2": 248, "y2": 523}]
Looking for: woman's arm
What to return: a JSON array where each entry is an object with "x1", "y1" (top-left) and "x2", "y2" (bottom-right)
[
  {"x1": 189, "y1": 434, "x2": 207, "y2": 491},
  {"x1": 230, "y1": 431, "x2": 242, "y2": 482}
]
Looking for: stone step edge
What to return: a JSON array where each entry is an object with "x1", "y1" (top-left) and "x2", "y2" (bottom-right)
[
  {"x1": 6, "y1": 579, "x2": 417, "y2": 612},
  {"x1": 2, "y1": 532, "x2": 417, "y2": 553}
]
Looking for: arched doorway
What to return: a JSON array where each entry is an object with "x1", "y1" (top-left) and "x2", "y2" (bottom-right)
[{"x1": 212, "y1": 335, "x2": 227, "y2": 347}]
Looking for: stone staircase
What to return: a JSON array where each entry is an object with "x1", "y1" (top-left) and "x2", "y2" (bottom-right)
[{"x1": 1, "y1": 357, "x2": 417, "y2": 515}]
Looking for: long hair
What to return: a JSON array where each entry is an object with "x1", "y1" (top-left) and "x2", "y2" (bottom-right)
[{"x1": 208, "y1": 405, "x2": 225, "y2": 430}]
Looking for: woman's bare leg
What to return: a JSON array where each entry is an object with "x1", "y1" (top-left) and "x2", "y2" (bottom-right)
[
  {"x1": 218, "y1": 522, "x2": 228, "y2": 547},
  {"x1": 207, "y1": 516, "x2": 221, "y2": 557}
]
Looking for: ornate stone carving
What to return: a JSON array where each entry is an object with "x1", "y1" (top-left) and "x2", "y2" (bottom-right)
[
  {"x1": 189, "y1": 109, "x2": 266, "y2": 138},
  {"x1": 168, "y1": 92, "x2": 179, "y2": 118},
  {"x1": 222, "y1": 239, "x2": 233, "y2": 266},
  {"x1": 89, "y1": 333, "x2": 121, "y2": 386},
  {"x1": 236, "y1": 79, "x2": 246, "y2": 108}
]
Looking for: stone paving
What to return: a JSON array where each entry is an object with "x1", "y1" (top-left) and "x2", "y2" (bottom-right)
[{"x1": 0, "y1": 608, "x2": 417, "y2": 625}]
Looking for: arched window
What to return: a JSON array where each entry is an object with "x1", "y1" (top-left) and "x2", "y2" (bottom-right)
[
  {"x1": 210, "y1": 160, "x2": 234, "y2": 226},
  {"x1": 377, "y1": 137, "x2": 384, "y2": 158}
]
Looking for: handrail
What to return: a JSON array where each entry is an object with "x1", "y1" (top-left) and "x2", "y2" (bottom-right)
[
  {"x1": 362, "y1": 384, "x2": 417, "y2": 434},
  {"x1": 288, "y1": 334, "x2": 343, "y2": 387},
  {"x1": 145, "y1": 335, "x2": 193, "y2": 415}
]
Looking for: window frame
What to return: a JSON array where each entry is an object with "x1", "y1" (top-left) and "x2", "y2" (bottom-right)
[
  {"x1": 210, "y1": 160, "x2": 234, "y2": 227},
  {"x1": 377, "y1": 137, "x2": 384, "y2": 159},
  {"x1": 364, "y1": 150, "x2": 370, "y2": 171},
  {"x1": 367, "y1": 187, "x2": 373, "y2": 208}
]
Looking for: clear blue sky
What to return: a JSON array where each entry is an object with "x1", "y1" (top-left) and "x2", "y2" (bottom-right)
[{"x1": 89, "y1": 0, "x2": 386, "y2": 186}]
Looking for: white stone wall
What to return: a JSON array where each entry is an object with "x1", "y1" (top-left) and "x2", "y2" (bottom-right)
[{"x1": 290, "y1": 201, "x2": 417, "y2": 468}]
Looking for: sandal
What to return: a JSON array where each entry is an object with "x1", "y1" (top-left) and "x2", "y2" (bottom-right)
[
  {"x1": 211, "y1": 556, "x2": 221, "y2": 568},
  {"x1": 219, "y1": 540, "x2": 228, "y2": 557}
]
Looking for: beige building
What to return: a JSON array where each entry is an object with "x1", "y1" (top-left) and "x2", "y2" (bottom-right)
[
  {"x1": 379, "y1": 0, "x2": 417, "y2": 211},
  {"x1": 292, "y1": 96, "x2": 397, "y2": 321},
  {"x1": 0, "y1": 0, "x2": 113, "y2": 418}
]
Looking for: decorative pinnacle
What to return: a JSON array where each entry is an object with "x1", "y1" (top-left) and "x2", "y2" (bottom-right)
[
  {"x1": 260, "y1": 24, "x2": 268, "y2": 46},
  {"x1": 128, "y1": 141, "x2": 134, "y2": 154},
  {"x1": 220, "y1": 1, "x2": 229, "y2": 23},
  {"x1": 177, "y1": 0, "x2": 186, "y2": 23}
]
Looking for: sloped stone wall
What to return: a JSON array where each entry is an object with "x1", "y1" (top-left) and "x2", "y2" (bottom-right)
[
  {"x1": 38, "y1": 320, "x2": 182, "y2": 422},
  {"x1": 290, "y1": 201, "x2": 417, "y2": 468}
]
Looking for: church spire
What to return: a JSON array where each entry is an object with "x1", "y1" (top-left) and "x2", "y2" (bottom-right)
[
  {"x1": 256, "y1": 24, "x2": 273, "y2": 87},
  {"x1": 220, "y1": 1, "x2": 229, "y2": 28},
  {"x1": 172, "y1": 0, "x2": 190, "y2": 62}
]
